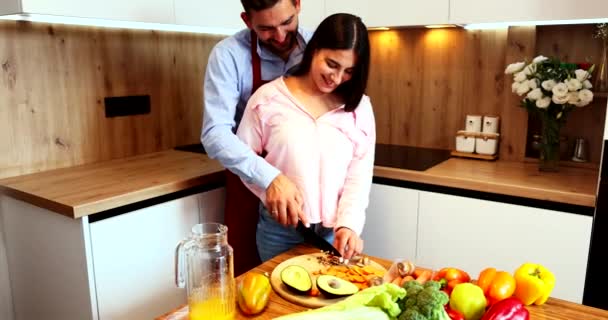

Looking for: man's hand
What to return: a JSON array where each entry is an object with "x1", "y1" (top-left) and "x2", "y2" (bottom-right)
[
  {"x1": 265, "y1": 174, "x2": 308, "y2": 227},
  {"x1": 333, "y1": 227, "x2": 363, "y2": 260}
]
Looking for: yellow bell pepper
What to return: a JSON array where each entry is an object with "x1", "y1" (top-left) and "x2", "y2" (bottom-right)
[
  {"x1": 237, "y1": 271, "x2": 272, "y2": 315},
  {"x1": 513, "y1": 262, "x2": 555, "y2": 306}
]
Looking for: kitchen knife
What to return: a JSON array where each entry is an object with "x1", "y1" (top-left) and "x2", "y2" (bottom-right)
[{"x1": 295, "y1": 221, "x2": 342, "y2": 257}]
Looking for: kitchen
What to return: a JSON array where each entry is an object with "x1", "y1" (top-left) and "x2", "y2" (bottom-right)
[{"x1": 0, "y1": 0, "x2": 607, "y2": 319}]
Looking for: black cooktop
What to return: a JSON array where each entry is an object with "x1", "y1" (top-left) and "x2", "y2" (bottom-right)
[
  {"x1": 174, "y1": 143, "x2": 206, "y2": 154},
  {"x1": 174, "y1": 143, "x2": 450, "y2": 171},
  {"x1": 374, "y1": 144, "x2": 451, "y2": 171}
]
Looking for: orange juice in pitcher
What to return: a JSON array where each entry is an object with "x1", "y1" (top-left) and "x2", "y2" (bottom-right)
[
  {"x1": 175, "y1": 224, "x2": 236, "y2": 320},
  {"x1": 189, "y1": 297, "x2": 235, "y2": 320}
]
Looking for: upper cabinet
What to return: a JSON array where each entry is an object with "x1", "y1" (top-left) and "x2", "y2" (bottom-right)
[
  {"x1": 325, "y1": 0, "x2": 449, "y2": 27},
  {"x1": 175, "y1": 0, "x2": 243, "y2": 31},
  {"x1": 450, "y1": 0, "x2": 608, "y2": 24},
  {"x1": 299, "y1": 0, "x2": 325, "y2": 30},
  {"x1": 173, "y1": 0, "x2": 325, "y2": 34},
  {"x1": 0, "y1": 0, "x2": 175, "y2": 23}
]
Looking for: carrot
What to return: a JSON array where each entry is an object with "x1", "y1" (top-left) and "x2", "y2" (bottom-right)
[
  {"x1": 413, "y1": 268, "x2": 425, "y2": 278},
  {"x1": 391, "y1": 276, "x2": 403, "y2": 285},
  {"x1": 415, "y1": 270, "x2": 432, "y2": 284}
]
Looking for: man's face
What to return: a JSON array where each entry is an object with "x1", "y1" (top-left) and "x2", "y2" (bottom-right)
[{"x1": 241, "y1": 0, "x2": 300, "y2": 56}]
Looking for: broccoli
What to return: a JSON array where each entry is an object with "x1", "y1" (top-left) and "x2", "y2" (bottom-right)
[{"x1": 397, "y1": 280, "x2": 451, "y2": 320}]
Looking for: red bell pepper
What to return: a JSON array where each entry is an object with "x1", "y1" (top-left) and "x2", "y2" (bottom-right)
[
  {"x1": 445, "y1": 305, "x2": 465, "y2": 320},
  {"x1": 480, "y1": 297, "x2": 529, "y2": 320}
]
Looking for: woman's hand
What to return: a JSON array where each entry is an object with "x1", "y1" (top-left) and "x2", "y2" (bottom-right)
[{"x1": 333, "y1": 227, "x2": 363, "y2": 260}]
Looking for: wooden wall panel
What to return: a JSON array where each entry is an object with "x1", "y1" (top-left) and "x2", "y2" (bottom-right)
[
  {"x1": 0, "y1": 21, "x2": 224, "y2": 179},
  {"x1": 499, "y1": 26, "x2": 537, "y2": 161},
  {"x1": 368, "y1": 25, "x2": 606, "y2": 163},
  {"x1": 368, "y1": 28, "x2": 513, "y2": 153},
  {"x1": 535, "y1": 25, "x2": 606, "y2": 164}
]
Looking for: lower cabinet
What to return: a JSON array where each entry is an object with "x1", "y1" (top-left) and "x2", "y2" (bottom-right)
[
  {"x1": 416, "y1": 191, "x2": 592, "y2": 303},
  {"x1": 361, "y1": 183, "x2": 418, "y2": 261},
  {"x1": 90, "y1": 192, "x2": 200, "y2": 320},
  {"x1": 1, "y1": 187, "x2": 225, "y2": 320}
]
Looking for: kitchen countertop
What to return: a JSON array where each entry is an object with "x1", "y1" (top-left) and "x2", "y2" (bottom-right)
[
  {"x1": 0, "y1": 148, "x2": 598, "y2": 218},
  {"x1": 155, "y1": 245, "x2": 608, "y2": 320},
  {"x1": 0, "y1": 150, "x2": 225, "y2": 218},
  {"x1": 374, "y1": 158, "x2": 598, "y2": 207}
]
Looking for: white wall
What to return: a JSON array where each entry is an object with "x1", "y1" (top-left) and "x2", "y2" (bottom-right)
[{"x1": 0, "y1": 196, "x2": 15, "y2": 320}]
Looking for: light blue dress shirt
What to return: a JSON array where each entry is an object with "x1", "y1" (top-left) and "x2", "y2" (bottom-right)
[{"x1": 201, "y1": 27, "x2": 312, "y2": 189}]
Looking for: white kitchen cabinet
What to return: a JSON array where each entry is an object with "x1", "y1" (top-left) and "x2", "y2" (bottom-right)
[
  {"x1": 450, "y1": 0, "x2": 608, "y2": 25},
  {"x1": 325, "y1": 0, "x2": 449, "y2": 27},
  {"x1": 174, "y1": 0, "x2": 244, "y2": 33},
  {"x1": 299, "y1": 0, "x2": 325, "y2": 30},
  {"x1": 174, "y1": 0, "x2": 326, "y2": 34},
  {"x1": 361, "y1": 184, "x2": 419, "y2": 261},
  {"x1": 417, "y1": 191, "x2": 592, "y2": 304},
  {"x1": 89, "y1": 193, "x2": 201, "y2": 320},
  {"x1": 1, "y1": 187, "x2": 225, "y2": 320},
  {"x1": 0, "y1": 0, "x2": 175, "y2": 24}
]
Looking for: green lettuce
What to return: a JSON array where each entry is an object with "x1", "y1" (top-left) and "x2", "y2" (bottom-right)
[{"x1": 274, "y1": 283, "x2": 407, "y2": 320}]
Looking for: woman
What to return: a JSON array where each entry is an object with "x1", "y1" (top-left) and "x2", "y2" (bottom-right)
[{"x1": 236, "y1": 13, "x2": 375, "y2": 261}]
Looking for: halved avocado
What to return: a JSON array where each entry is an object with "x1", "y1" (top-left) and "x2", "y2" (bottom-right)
[
  {"x1": 281, "y1": 265, "x2": 312, "y2": 294},
  {"x1": 316, "y1": 275, "x2": 359, "y2": 298}
]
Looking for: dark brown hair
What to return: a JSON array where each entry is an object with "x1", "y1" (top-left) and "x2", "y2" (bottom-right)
[
  {"x1": 292, "y1": 13, "x2": 370, "y2": 112},
  {"x1": 241, "y1": 0, "x2": 297, "y2": 14}
]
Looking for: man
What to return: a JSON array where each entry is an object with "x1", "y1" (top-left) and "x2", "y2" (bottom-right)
[{"x1": 201, "y1": 0, "x2": 310, "y2": 275}]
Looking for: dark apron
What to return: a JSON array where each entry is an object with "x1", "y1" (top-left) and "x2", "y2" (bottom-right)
[{"x1": 224, "y1": 31, "x2": 270, "y2": 276}]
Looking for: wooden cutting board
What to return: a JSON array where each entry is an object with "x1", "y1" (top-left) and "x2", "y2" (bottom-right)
[{"x1": 269, "y1": 253, "x2": 386, "y2": 308}]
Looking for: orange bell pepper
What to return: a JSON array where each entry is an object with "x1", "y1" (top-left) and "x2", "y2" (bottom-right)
[
  {"x1": 477, "y1": 267, "x2": 516, "y2": 305},
  {"x1": 237, "y1": 272, "x2": 272, "y2": 315},
  {"x1": 513, "y1": 263, "x2": 555, "y2": 306}
]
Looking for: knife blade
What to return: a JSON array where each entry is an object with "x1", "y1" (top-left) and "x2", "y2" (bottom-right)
[{"x1": 296, "y1": 221, "x2": 341, "y2": 257}]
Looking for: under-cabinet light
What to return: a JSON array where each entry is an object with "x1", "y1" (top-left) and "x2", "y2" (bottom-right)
[
  {"x1": 0, "y1": 13, "x2": 240, "y2": 35},
  {"x1": 368, "y1": 27, "x2": 390, "y2": 31},
  {"x1": 465, "y1": 18, "x2": 608, "y2": 30},
  {"x1": 425, "y1": 24, "x2": 459, "y2": 28}
]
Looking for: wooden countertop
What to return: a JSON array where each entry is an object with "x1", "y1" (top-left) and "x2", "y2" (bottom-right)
[
  {"x1": 0, "y1": 150, "x2": 225, "y2": 218},
  {"x1": 374, "y1": 158, "x2": 598, "y2": 207},
  {"x1": 156, "y1": 245, "x2": 608, "y2": 320},
  {"x1": 0, "y1": 149, "x2": 598, "y2": 219}
]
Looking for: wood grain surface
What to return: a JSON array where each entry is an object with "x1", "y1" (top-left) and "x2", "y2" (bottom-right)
[
  {"x1": 0, "y1": 150, "x2": 225, "y2": 218},
  {"x1": 0, "y1": 152, "x2": 596, "y2": 218},
  {"x1": 533, "y1": 24, "x2": 607, "y2": 164},
  {"x1": 367, "y1": 25, "x2": 606, "y2": 163},
  {"x1": 156, "y1": 245, "x2": 608, "y2": 320},
  {"x1": 0, "y1": 20, "x2": 225, "y2": 179},
  {"x1": 374, "y1": 157, "x2": 598, "y2": 207},
  {"x1": 269, "y1": 253, "x2": 386, "y2": 308}
]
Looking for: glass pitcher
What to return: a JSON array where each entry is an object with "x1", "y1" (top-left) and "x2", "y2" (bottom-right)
[{"x1": 175, "y1": 223, "x2": 235, "y2": 320}]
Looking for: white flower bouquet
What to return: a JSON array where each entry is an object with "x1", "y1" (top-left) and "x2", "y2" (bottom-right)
[{"x1": 505, "y1": 55, "x2": 595, "y2": 171}]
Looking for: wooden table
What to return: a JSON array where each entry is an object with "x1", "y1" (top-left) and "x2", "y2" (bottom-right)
[{"x1": 156, "y1": 245, "x2": 608, "y2": 320}]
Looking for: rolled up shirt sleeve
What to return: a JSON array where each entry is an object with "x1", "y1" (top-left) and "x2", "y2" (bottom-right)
[
  {"x1": 334, "y1": 96, "x2": 376, "y2": 235},
  {"x1": 201, "y1": 43, "x2": 280, "y2": 190}
]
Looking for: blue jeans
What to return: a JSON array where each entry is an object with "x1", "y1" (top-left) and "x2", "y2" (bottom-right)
[{"x1": 256, "y1": 203, "x2": 334, "y2": 262}]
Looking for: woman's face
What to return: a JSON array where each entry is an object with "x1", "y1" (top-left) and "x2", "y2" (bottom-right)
[{"x1": 310, "y1": 48, "x2": 356, "y2": 93}]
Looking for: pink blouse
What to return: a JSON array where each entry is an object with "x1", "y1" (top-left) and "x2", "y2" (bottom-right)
[{"x1": 236, "y1": 77, "x2": 376, "y2": 235}]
